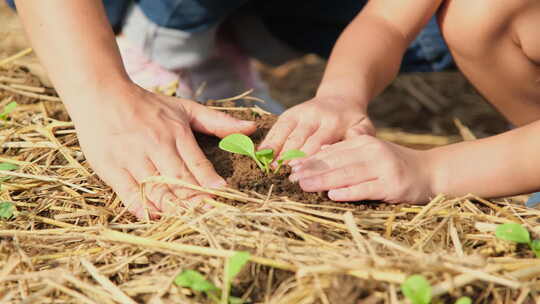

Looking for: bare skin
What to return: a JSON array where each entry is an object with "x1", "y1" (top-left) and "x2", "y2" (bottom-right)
[
  {"x1": 287, "y1": 0, "x2": 540, "y2": 202},
  {"x1": 14, "y1": 0, "x2": 257, "y2": 219}
]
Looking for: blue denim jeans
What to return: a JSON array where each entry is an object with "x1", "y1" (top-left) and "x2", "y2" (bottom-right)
[{"x1": 6, "y1": 0, "x2": 454, "y2": 72}]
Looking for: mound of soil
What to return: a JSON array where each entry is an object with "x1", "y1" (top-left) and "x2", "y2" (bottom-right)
[{"x1": 197, "y1": 106, "x2": 327, "y2": 204}]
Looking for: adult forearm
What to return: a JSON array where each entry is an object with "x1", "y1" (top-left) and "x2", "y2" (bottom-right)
[
  {"x1": 317, "y1": 14, "x2": 408, "y2": 109},
  {"x1": 14, "y1": 0, "x2": 130, "y2": 107},
  {"x1": 428, "y1": 121, "x2": 540, "y2": 198}
]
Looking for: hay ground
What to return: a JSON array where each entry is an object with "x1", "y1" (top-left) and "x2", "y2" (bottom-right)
[{"x1": 2, "y1": 4, "x2": 540, "y2": 304}]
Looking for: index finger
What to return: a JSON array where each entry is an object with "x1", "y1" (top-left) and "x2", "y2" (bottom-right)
[{"x1": 175, "y1": 125, "x2": 226, "y2": 188}]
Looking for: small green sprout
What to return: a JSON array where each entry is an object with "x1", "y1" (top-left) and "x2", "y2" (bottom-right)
[
  {"x1": 174, "y1": 251, "x2": 251, "y2": 304},
  {"x1": 0, "y1": 162, "x2": 19, "y2": 171},
  {"x1": 255, "y1": 149, "x2": 274, "y2": 174},
  {"x1": 274, "y1": 149, "x2": 306, "y2": 174},
  {"x1": 402, "y1": 275, "x2": 472, "y2": 304},
  {"x1": 0, "y1": 201, "x2": 15, "y2": 219},
  {"x1": 219, "y1": 134, "x2": 264, "y2": 171},
  {"x1": 455, "y1": 297, "x2": 472, "y2": 304},
  {"x1": 495, "y1": 222, "x2": 540, "y2": 257},
  {"x1": 401, "y1": 275, "x2": 431, "y2": 304},
  {"x1": 219, "y1": 134, "x2": 306, "y2": 175},
  {"x1": 0, "y1": 101, "x2": 17, "y2": 121}
]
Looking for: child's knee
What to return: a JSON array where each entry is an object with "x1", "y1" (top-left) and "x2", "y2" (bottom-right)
[{"x1": 439, "y1": 0, "x2": 514, "y2": 58}]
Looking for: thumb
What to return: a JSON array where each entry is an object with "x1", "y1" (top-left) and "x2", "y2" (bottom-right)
[{"x1": 189, "y1": 104, "x2": 257, "y2": 138}]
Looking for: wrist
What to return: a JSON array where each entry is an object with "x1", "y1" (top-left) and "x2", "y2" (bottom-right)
[
  {"x1": 62, "y1": 78, "x2": 142, "y2": 122},
  {"x1": 423, "y1": 148, "x2": 447, "y2": 199},
  {"x1": 316, "y1": 79, "x2": 371, "y2": 111}
]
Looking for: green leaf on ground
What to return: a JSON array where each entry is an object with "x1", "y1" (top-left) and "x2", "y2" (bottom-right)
[
  {"x1": 401, "y1": 275, "x2": 431, "y2": 304},
  {"x1": 531, "y1": 240, "x2": 540, "y2": 258},
  {"x1": 174, "y1": 270, "x2": 219, "y2": 293},
  {"x1": 495, "y1": 223, "x2": 531, "y2": 244},
  {"x1": 0, "y1": 101, "x2": 17, "y2": 120},
  {"x1": 455, "y1": 297, "x2": 472, "y2": 304},
  {"x1": 226, "y1": 251, "x2": 251, "y2": 281},
  {"x1": 0, "y1": 201, "x2": 15, "y2": 219},
  {"x1": 0, "y1": 162, "x2": 18, "y2": 171}
]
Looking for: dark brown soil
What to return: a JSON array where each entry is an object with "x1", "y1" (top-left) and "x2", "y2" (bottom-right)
[{"x1": 197, "y1": 103, "x2": 327, "y2": 204}]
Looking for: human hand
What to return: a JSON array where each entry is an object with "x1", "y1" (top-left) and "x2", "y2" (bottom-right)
[
  {"x1": 70, "y1": 84, "x2": 256, "y2": 219},
  {"x1": 288, "y1": 136, "x2": 433, "y2": 204},
  {"x1": 259, "y1": 96, "x2": 375, "y2": 162}
]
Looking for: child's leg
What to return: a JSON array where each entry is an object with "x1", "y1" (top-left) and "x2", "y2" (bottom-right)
[
  {"x1": 438, "y1": 0, "x2": 540, "y2": 126},
  {"x1": 121, "y1": 0, "x2": 286, "y2": 113}
]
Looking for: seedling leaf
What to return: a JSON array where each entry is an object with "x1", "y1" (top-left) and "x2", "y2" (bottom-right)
[
  {"x1": 229, "y1": 296, "x2": 244, "y2": 304},
  {"x1": 279, "y1": 150, "x2": 306, "y2": 161},
  {"x1": 255, "y1": 149, "x2": 274, "y2": 173},
  {"x1": 174, "y1": 270, "x2": 219, "y2": 292},
  {"x1": 0, "y1": 202, "x2": 14, "y2": 219},
  {"x1": 0, "y1": 101, "x2": 17, "y2": 120},
  {"x1": 455, "y1": 297, "x2": 472, "y2": 304},
  {"x1": 401, "y1": 275, "x2": 431, "y2": 304},
  {"x1": 219, "y1": 134, "x2": 264, "y2": 170},
  {"x1": 226, "y1": 251, "x2": 250, "y2": 281},
  {"x1": 0, "y1": 162, "x2": 18, "y2": 171},
  {"x1": 274, "y1": 149, "x2": 306, "y2": 173},
  {"x1": 495, "y1": 223, "x2": 530, "y2": 244},
  {"x1": 219, "y1": 134, "x2": 255, "y2": 157},
  {"x1": 531, "y1": 240, "x2": 540, "y2": 258}
]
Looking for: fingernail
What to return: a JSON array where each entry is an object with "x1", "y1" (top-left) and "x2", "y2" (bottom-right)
[
  {"x1": 328, "y1": 189, "x2": 345, "y2": 201},
  {"x1": 289, "y1": 174, "x2": 298, "y2": 182}
]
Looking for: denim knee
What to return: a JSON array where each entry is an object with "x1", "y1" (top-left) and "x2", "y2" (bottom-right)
[
  {"x1": 5, "y1": 0, "x2": 131, "y2": 33},
  {"x1": 137, "y1": 0, "x2": 248, "y2": 32}
]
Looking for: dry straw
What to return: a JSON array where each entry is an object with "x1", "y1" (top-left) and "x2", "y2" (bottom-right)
[{"x1": 0, "y1": 50, "x2": 539, "y2": 303}]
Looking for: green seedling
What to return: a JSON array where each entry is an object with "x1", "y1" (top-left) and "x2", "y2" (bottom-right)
[
  {"x1": 274, "y1": 149, "x2": 306, "y2": 174},
  {"x1": 0, "y1": 101, "x2": 17, "y2": 121},
  {"x1": 401, "y1": 275, "x2": 472, "y2": 304},
  {"x1": 219, "y1": 134, "x2": 306, "y2": 175},
  {"x1": 174, "y1": 251, "x2": 251, "y2": 304},
  {"x1": 495, "y1": 222, "x2": 540, "y2": 257},
  {"x1": 0, "y1": 201, "x2": 14, "y2": 219},
  {"x1": 0, "y1": 162, "x2": 18, "y2": 171},
  {"x1": 219, "y1": 134, "x2": 264, "y2": 171},
  {"x1": 455, "y1": 297, "x2": 472, "y2": 304},
  {"x1": 402, "y1": 275, "x2": 431, "y2": 304},
  {"x1": 0, "y1": 162, "x2": 18, "y2": 186},
  {"x1": 255, "y1": 149, "x2": 274, "y2": 174}
]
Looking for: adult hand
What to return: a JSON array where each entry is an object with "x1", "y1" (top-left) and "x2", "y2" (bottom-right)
[
  {"x1": 259, "y1": 96, "x2": 375, "y2": 162},
  {"x1": 71, "y1": 84, "x2": 256, "y2": 219},
  {"x1": 289, "y1": 136, "x2": 433, "y2": 204}
]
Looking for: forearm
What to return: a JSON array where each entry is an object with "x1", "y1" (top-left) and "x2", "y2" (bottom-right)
[
  {"x1": 317, "y1": 14, "x2": 408, "y2": 109},
  {"x1": 14, "y1": 0, "x2": 131, "y2": 114},
  {"x1": 428, "y1": 122, "x2": 540, "y2": 198}
]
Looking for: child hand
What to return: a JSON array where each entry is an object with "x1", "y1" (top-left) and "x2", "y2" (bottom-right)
[
  {"x1": 289, "y1": 136, "x2": 433, "y2": 204},
  {"x1": 259, "y1": 97, "x2": 375, "y2": 160}
]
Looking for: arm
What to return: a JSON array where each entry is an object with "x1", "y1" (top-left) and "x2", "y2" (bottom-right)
[
  {"x1": 14, "y1": 0, "x2": 129, "y2": 111},
  {"x1": 289, "y1": 122, "x2": 540, "y2": 203},
  {"x1": 260, "y1": 0, "x2": 443, "y2": 160},
  {"x1": 317, "y1": 0, "x2": 443, "y2": 106},
  {"x1": 429, "y1": 121, "x2": 540, "y2": 197},
  {"x1": 15, "y1": 0, "x2": 256, "y2": 218}
]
